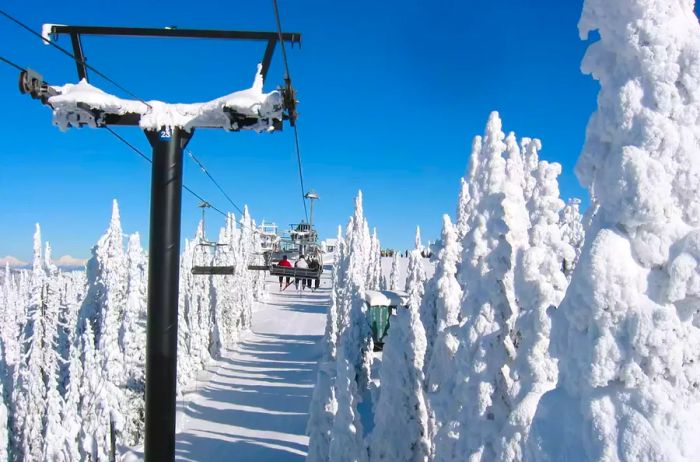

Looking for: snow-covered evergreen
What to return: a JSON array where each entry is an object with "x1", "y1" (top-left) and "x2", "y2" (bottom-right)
[
  {"x1": 0, "y1": 199, "x2": 265, "y2": 460},
  {"x1": 369, "y1": 295, "x2": 430, "y2": 462},
  {"x1": 498, "y1": 156, "x2": 573, "y2": 461},
  {"x1": 559, "y1": 198, "x2": 584, "y2": 278},
  {"x1": 14, "y1": 225, "x2": 48, "y2": 461},
  {"x1": 389, "y1": 252, "x2": 401, "y2": 291},
  {"x1": 446, "y1": 113, "x2": 527, "y2": 461},
  {"x1": 530, "y1": 0, "x2": 700, "y2": 459},
  {"x1": 367, "y1": 229, "x2": 382, "y2": 291},
  {"x1": 426, "y1": 111, "x2": 578, "y2": 462},
  {"x1": 308, "y1": 191, "x2": 380, "y2": 462}
]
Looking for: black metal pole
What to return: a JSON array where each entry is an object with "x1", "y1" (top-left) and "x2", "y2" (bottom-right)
[{"x1": 143, "y1": 127, "x2": 193, "y2": 461}]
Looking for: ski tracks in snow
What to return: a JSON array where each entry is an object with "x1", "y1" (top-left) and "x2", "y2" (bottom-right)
[{"x1": 175, "y1": 276, "x2": 329, "y2": 461}]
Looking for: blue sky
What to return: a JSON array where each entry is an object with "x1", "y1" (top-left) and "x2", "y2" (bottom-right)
[{"x1": 0, "y1": 0, "x2": 665, "y2": 260}]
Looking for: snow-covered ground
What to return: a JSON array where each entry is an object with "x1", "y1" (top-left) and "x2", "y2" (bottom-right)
[{"x1": 174, "y1": 274, "x2": 329, "y2": 461}]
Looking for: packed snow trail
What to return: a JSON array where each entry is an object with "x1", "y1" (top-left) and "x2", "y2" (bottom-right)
[{"x1": 175, "y1": 274, "x2": 329, "y2": 461}]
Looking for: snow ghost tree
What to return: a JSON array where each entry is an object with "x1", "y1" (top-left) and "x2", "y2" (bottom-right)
[
  {"x1": 499, "y1": 157, "x2": 573, "y2": 460},
  {"x1": 13, "y1": 225, "x2": 47, "y2": 461},
  {"x1": 367, "y1": 229, "x2": 382, "y2": 291},
  {"x1": 389, "y1": 252, "x2": 401, "y2": 291},
  {"x1": 529, "y1": 0, "x2": 700, "y2": 459},
  {"x1": 310, "y1": 191, "x2": 388, "y2": 462},
  {"x1": 455, "y1": 178, "x2": 472, "y2": 241},
  {"x1": 328, "y1": 191, "x2": 374, "y2": 462},
  {"x1": 433, "y1": 112, "x2": 531, "y2": 461},
  {"x1": 0, "y1": 199, "x2": 265, "y2": 460},
  {"x1": 433, "y1": 216, "x2": 463, "y2": 334},
  {"x1": 559, "y1": 198, "x2": 585, "y2": 278},
  {"x1": 308, "y1": 226, "x2": 344, "y2": 462},
  {"x1": 423, "y1": 214, "x2": 463, "y2": 396},
  {"x1": 369, "y1": 289, "x2": 430, "y2": 462}
]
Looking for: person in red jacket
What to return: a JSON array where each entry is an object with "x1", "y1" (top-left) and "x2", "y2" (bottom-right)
[{"x1": 278, "y1": 255, "x2": 293, "y2": 290}]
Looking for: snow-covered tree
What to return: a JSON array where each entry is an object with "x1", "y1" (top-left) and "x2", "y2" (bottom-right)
[
  {"x1": 424, "y1": 215, "x2": 463, "y2": 393},
  {"x1": 0, "y1": 198, "x2": 273, "y2": 456},
  {"x1": 330, "y1": 192, "x2": 374, "y2": 461},
  {"x1": 499, "y1": 158, "x2": 573, "y2": 461},
  {"x1": 13, "y1": 225, "x2": 47, "y2": 461},
  {"x1": 0, "y1": 341, "x2": 10, "y2": 462},
  {"x1": 432, "y1": 216, "x2": 463, "y2": 334},
  {"x1": 405, "y1": 236, "x2": 427, "y2": 305},
  {"x1": 329, "y1": 349, "x2": 368, "y2": 462},
  {"x1": 61, "y1": 332, "x2": 83, "y2": 462},
  {"x1": 530, "y1": 0, "x2": 700, "y2": 459},
  {"x1": 42, "y1": 358, "x2": 66, "y2": 461},
  {"x1": 455, "y1": 178, "x2": 472, "y2": 241},
  {"x1": 559, "y1": 198, "x2": 584, "y2": 278},
  {"x1": 335, "y1": 192, "x2": 374, "y2": 387},
  {"x1": 369, "y1": 298, "x2": 430, "y2": 462},
  {"x1": 389, "y1": 253, "x2": 401, "y2": 291},
  {"x1": 320, "y1": 225, "x2": 346, "y2": 363},
  {"x1": 379, "y1": 272, "x2": 388, "y2": 291},
  {"x1": 403, "y1": 229, "x2": 428, "y2": 364},
  {"x1": 82, "y1": 201, "x2": 128, "y2": 445},
  {"x1": 306, "y1": 364, "x2": 338, "y2": 462},
  {"x1": 41, "y1": 243, "x2": 67, "y2": 460},
  {"x1": 0, "y1": 263, "x2": 21, "y2": 389},
  {"x1": 78, "y1": 323, "x2": 112, "y2": 461},
  {"x1": 435, "y1": 112, "x2": 529, "y2": 461},
  {"x1": 0, "y1": 379, "x2": 7, "y2": 462},
  {"x1": 120, "y1": 233, "x2": 147, "y2": 445},
  {"x1": 366, "y1": 229, "x2": 382, "y2": 291},
  {"x1": 310, "y1": 192, "x2": 379, "y2": 462}
]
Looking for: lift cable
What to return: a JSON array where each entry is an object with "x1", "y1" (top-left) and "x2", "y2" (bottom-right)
[
  {"x1": 2, "y1": 54, "x2": 259, "y2": 233},
  {"x1": 272, "y1": 0, "x2": 309, "y2": 224},
  {"x1": 105, "y1": 129, "x2": 263, "y2": 237},
  {"x1": 0, "y1": 55, "x2": 26, "y2": 72},
  {"x1": 0, "y1": 9, "x2": 153, "y2": 108},
  {"x1": 186, "y1": 151, "x2": 245, "y2": 216},
  {"x1": 103, "y1": 127, "x2": 228, "y2": 217}
]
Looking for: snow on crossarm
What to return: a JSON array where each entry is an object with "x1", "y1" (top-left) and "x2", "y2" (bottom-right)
[{"x1": 48, "y1": 64, "x2": 284, "y2": 131}]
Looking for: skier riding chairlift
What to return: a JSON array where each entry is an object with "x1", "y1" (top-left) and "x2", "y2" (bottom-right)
[
  {"x1": 294, "y1": 255, "x2": 309, "y2": 290},
  {"x1": 277, "y1": 255, "x2": 293, "y2": 290},
  {"x1": 308, "y1": 258, "x2": 321, "y2": 290}
]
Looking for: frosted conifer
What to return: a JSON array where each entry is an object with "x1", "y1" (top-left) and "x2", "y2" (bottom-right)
[
  {"x1": 389, "y1": 253, "x2": 400, "y2": 291},
  {"x1": 369, "y1": 297, "x2": 430, "y2": 462},
  {"x1": 13, "y1": 225, "x2": 47, "y2": 461},
  {"x1": 559, "y1": 198, "x2": 585, "y2": 278},
  {"x1": 530, "y1": 0, "x2": 700, "y2": 459},
  {"x1": 436, "y1": 112, "x2": 527, "y2": 461}
]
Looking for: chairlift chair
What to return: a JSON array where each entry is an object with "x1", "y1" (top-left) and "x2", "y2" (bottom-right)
[{"x1": 191, "y1": 202, "x2": 236, "y2": 276}]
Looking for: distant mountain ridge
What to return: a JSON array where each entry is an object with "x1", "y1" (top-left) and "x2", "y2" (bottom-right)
[{"x1": 0, "y1": 254, "x2": 87, "y2": 270}]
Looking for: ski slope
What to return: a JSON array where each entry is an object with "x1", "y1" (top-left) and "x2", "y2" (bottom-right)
[{"x1": 175, "y1": 274, "x2": 329, "y2": 461}]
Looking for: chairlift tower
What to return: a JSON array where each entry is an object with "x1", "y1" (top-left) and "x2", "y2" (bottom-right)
[
  {"x1": 304, "y1": 189, "x2": 319, "y2": 226},
  {"x1": 17, "y1": 24, "x2": 300, "y2": 462}
]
